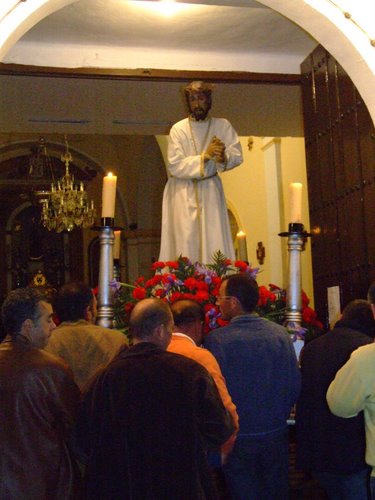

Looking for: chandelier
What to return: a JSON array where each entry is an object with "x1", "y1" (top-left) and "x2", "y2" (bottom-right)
[{"x1": 41, "y1": 136, "x2": 96, "y2": 232}]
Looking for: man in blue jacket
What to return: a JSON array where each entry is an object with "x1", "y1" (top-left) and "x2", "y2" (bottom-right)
[{"x1": 204, "y1": 274, "x2": 300, "y2": 500}]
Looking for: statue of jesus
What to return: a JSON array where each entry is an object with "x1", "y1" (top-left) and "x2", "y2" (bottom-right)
[{"x1": 159, "y1": 81, "x2": 243, "y2": 263}]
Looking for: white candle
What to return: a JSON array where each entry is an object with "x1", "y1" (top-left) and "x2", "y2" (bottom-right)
[
  {"x1": 289, "y1": 182, "x2": 303, "y2": 223},
  {"x1": 102, "y1": 172, "x2": 117, "y2": 218},
  {"x1": 114, "y1": 230, "x2": 121, "y2": 259},
  {"x1": 237, "y1": 230, "x2": 248, "y2": 262}
]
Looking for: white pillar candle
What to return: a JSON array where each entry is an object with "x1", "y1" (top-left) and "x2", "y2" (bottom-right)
[
  {"x1": 237, "y1": 230, "x2": 248, "y2": 262},
  {"x1": 114, "y1": 230, "x2": 121, "y2": 259},
  {"x1": 289, "y1": 182, "x2": 303, "y2": 223},
  {"x1": 102, "y1": 172, "x2": 117, "y2": 218}
]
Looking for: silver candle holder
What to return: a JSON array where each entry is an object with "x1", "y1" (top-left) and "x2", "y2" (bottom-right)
[
  {"x1": 279, "y1": 223, "x2": 311, "y2": 331},
  {"x1": 92, "y1": 218, "x2": 122, "y2": 328}
]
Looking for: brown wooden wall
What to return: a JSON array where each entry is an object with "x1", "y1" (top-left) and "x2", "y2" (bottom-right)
[{"x1": 301, "y1": 46, "x2": 375, "y2": 328}]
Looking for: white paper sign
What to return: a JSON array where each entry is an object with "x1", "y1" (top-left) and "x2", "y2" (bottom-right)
[{"x1": 327, "y1": 286, "x2": 341, "y2": 329}]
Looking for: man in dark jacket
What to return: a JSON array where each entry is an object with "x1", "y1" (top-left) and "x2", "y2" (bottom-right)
[
  {"x1": 296, "y1": 299, "x2": 374, "y2": 499},
  {"x1": 76, "y1": 298, "x2": 234, "y2": 500},
  {"x1": 0, "y1": 287, "x2": 82, "y2": 500}
]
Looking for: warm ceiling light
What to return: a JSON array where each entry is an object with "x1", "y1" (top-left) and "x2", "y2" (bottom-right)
[{"x1": 130, "y1": 0, "x2": 191, "y2": 17}]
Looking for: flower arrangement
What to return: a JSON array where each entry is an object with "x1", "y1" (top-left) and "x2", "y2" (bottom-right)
[{"x1": 112, "y1": 251, "x2": 323, "y2": 341}]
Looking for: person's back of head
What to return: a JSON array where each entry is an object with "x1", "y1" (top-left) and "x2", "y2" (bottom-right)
[
  {"x1": 340, "y1": 299, "x2": 375, "y2": 338},
  {"x1": 225, "y1": 274, "x2": 259, "y2": 314},
  {"x1": 54, "y1": 281, "x2": 94, "y2": 323},
  {"x1": 130, "y1": 298, "x2": 172, "y2": 349},
  {"x1": 1, "y1": 287, "x2": 44, "y2": 336},
  {"x1": 171, "y1": 299, "x2": 204, "y2": 344}
]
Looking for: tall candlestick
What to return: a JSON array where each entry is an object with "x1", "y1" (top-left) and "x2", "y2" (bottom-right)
[
  {"x1": 102, "y1": 172, "x2": 117, "y2": 219},
  {"x1": 114, "y1": 230, "x2": 121, "y2": 259},
  {"x1": 289, "y1": 182, "x2": 302, "y2": 223},
  {"x1": 237, "y1": 230, "x2": 248, "y2": 262}
]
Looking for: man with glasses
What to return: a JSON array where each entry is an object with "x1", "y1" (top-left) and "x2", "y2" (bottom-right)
[{"x1": 205, "y1": 274, "x2": 300, "y2": 500}]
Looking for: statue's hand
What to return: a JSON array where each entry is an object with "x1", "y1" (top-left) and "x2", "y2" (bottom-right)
[
  {"x1": 212, "y1": 136, "x2": 226, "y2": 163},
  {"x1": 205, "y1": 136, "x2": 226, "y2": 163}
]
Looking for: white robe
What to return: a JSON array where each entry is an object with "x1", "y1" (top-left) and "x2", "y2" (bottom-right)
[{"x1": 159, "y1": 116, "x2": 243, "y2": 263}]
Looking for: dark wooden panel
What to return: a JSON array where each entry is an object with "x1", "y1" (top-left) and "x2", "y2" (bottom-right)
[{"x1": 301, "y1": 45, "x2": 374, "y2": 324}]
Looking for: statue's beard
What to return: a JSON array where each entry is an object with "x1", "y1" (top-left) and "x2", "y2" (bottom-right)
[{"x1": 190, "y1": 106, "x2": 210, "y2": 121}]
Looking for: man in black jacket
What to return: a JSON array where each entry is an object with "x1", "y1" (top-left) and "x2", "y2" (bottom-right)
[
  {"x1": 76, "y1": 298, "x2": 234, "y2": 500},
  {"x1": 296, "y1": 299, "x2": 374, "y2": 499}
]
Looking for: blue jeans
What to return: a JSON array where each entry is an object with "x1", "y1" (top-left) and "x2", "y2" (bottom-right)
[
  {"x1": 223, "y1": 431, "x2": 289, "y2": 500},
  {"x1": 314, "y1": 468, "x2": 370, "y2": 500}
]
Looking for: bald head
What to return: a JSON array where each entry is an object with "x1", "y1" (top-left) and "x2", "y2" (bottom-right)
[
  {"x1": 171, "y1": 299, "x2": 204, "y2": 345},
  {"x1": 130, "y1": 298, "x2": 173, "y2": 349}
]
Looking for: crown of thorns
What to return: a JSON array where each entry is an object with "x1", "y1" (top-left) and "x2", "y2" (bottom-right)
[{"x1": 184, "y1": 81, "x2": 215, "y2": 94}]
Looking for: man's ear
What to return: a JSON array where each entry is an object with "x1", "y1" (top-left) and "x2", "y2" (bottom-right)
[
  {"x1": 21, "y1": 318, "x2": 33, "y2": 335},
  {"x1": 84, "y1": 306, "x2": 92, "y2": 322}
]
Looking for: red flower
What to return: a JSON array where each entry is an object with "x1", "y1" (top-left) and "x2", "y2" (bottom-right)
[
  {"x1": 216, "y1": 317, "x2": 229, "y2": 327},
  {"x1": 302, "y1": 290, "x2": 310, "y2": 308},
  {"x1": 152, "y1": 261, "x2": 165, "y2": 270},
  {"x1": 132, "y1": 287, "x2": 146, "y2": 300},
  {"x1": 204, "y1": 303, "x2": 216, "y2": 312},
  {"x1": 166, "y1": 261, "x2": 179, "y2": 269},
  {"x1": 257, "y1": 286, "x2": 276, "y2": 306},
  {"x1": 184, "y1": 277, "x2": 198, "y2": 290},
  {"x1": 170, "y1": 291, "x2": 182, "y2": 303},
  {"x1": 161, "y1": 273, "x2": 176, "y2": 284},
  {"x1": 135, "y1": 276, "x2": 145, "y2": 285},
  {"x1": 235, "y1": 261, "x2": 248, "y2": 272},
  {"x1": 125, "y1": 303, "x2": 135, "y2": 314},
  {"x1": 195, "y1": 291, "x2": 210, "y2": 303},
  {"x1": 195, "y1": 280, "x2": 209, "y2": 291},
  {"x1": 302, "y1": 306, "x2": 316, "y2": 324},
  {"x1": 269, "y1": 283, "x2": 282, "y2": 291},
  {"x1": 155, "y1": 289, "x2": 166, "y2": 298}
]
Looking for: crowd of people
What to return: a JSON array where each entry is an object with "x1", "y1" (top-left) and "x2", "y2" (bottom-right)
[{"x1": 2, "y1": 274, "x2": 375, "y2": 499}]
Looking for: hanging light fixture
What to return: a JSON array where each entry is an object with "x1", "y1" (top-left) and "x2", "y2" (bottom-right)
[{"x1": 41, "y1": 136, "x2": 96, "y2": 232}]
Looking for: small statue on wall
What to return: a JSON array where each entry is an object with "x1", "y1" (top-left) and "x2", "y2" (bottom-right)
[{"x1": 256, "y1": 241, "x2": 265, "y2": 265}]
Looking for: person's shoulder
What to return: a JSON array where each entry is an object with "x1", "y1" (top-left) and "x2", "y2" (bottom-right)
[
  {"x1": 91, "y1": 324, "x2": 127, "y2": 338},
  {"x1": 163, "y1": 349, "x2": 211, "y2": 375},
  {"x1": 205, "y1": 324, "x2": 233, "y2": 342},
  {"x1": 27, "y1": 348, "x2": 76, "y2": 383},
  {"x1": 38, "y1": 348, "x2": 71, "y2": 370},
  {"x1": 170, "y1": 117, "x2": 189, "y2": 130},
  {"x1": 211, "y1": 116, "x2": 233, "y2": 128},
  {"x1": 351, "y1": 341, "x2": 375, "y2": 360}
]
